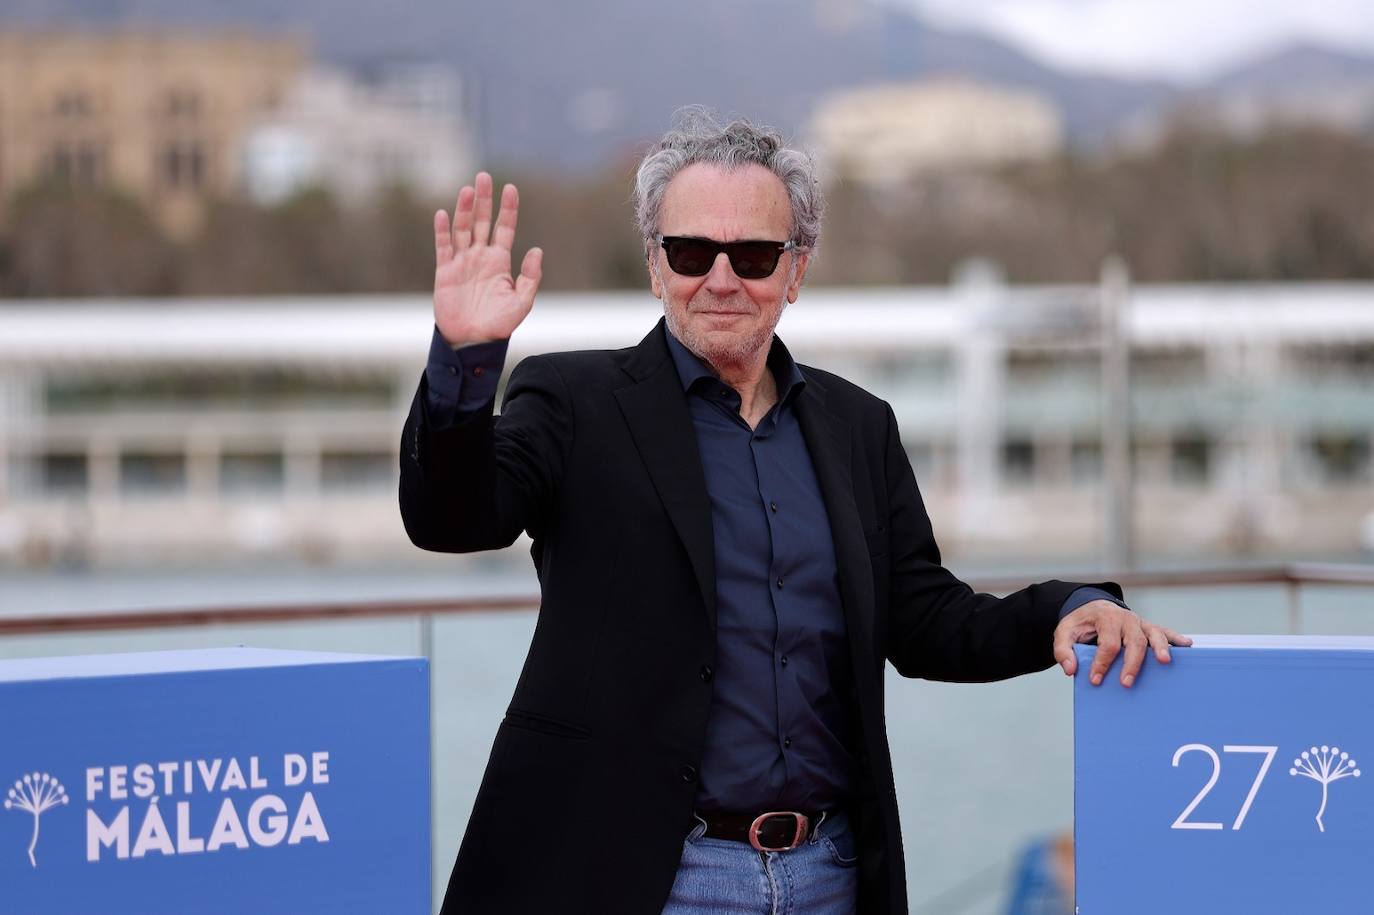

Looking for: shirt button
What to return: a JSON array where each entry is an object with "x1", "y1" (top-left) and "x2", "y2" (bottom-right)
[
  {"x1": 699, "y1": 665, "x2": 713, "y2": 682},
  {"x1": 447, "y1": 365, "x2": 457, "y2": 375},
  {"x1": 776, "y1": 577, "x2": 784, "y2": 590},
  {"x1": 769, "y1": 502, "x2": 778, "y2": 513},
  {"x1": 472, "y1": 366, "x2": 485, "y2": 377},
  {"x1": 680, "y1": 764, "x2": 698, "y2": 782},
  {"x1": 780, "y1": 655, "x2": 788, "y2": 667},
  {"x1": 783, "y1": 737, "x2": 791, "y2": 749}
]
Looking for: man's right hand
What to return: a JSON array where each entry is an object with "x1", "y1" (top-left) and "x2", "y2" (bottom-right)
[{"x1": 433, "y1": 172, "x2": 543, "y2": 348}]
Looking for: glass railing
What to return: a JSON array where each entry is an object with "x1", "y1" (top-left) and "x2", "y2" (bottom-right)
[{"x1": 3, "y1": 564, "x2": 1372, "y2": 914}]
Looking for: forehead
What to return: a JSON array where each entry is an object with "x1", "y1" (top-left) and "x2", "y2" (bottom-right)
[{"x1": 658, "y1": 162, "x2": 792, "y2": 241}]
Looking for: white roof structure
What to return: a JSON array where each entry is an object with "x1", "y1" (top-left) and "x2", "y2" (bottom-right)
[{"x1": 0, "y1": 283, "x2": 1371, "y2": 369}]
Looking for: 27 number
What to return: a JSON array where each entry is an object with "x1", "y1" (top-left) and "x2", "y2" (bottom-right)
[{"x1": 1171, "y1": 744, "x2": 1277, "y2": 831}]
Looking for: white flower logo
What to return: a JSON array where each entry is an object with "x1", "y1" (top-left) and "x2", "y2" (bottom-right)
[
  {"x1": 4, "y1": 772, "x2": 70, "y2": 867},
  {"x1": 1289, "y1": 745, "x2": 1360, "y2": 833}
]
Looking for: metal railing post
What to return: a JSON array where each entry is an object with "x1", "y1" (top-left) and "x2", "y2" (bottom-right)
[
  {"x1": 1100, "y1": 255, "x2": 1135, "y2": 572},
  {"x1": 1286, "y1": 579, "x2": 1303, "y2": 635}
]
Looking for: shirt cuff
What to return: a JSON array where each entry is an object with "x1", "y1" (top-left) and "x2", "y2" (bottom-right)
[
  {"x1": 1059, "y1": 586, "x2": 1129, "y2": 620},
  {"x1": 424, "y1": 326, "x2": 509, "y2": 428}
]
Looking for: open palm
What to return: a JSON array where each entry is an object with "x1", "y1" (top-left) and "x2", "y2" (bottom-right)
[{"x1": 433, "y1": 172, "x2": 543, "y2": 347}]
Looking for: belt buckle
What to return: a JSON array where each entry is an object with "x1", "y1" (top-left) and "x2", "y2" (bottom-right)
[{"x1": 747, "y1": 811, "x2": 809, "y2": 852}]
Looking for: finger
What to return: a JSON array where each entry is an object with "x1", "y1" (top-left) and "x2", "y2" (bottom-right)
[
  {"x1": 453, "y1": 185, "x2": 475, "y2": 250},
  {"x1": 1119, "y1": 623, "x2": 1148, "y2": 687},
  {"x1": 1090, "y1": 620, "x2": 1123, "y2": 686},
  {"x1": 434, "y1": 209, "x2": 454, "y2": 264},
  {"x1": 492, "y1": 184, "x2": 520, "y2": 251},
  {"x1": 1052, "y1": 627, "x2": 1077, "y2": 677},
  {"x1": 514, "y1": 247, "x2": 543, "y2": 313},
  {"x1": 1146, "y1": 625, "x2": 1174, "y2": 664},
  {"x1": 472, "y1": 172, "x2": 494, "y2": 247},
  {"x1": 1164, "y1": 628, "x2": 1193, "y2": 647}
]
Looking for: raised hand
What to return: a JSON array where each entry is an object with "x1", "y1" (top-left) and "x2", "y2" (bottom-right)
[{"x1": 433, "y1": 172, "x2": 543, "y2": 348}]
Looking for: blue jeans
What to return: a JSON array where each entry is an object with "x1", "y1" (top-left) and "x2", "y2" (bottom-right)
[{"x1": 660, "y1": 811, "x2": 858, "y2": 914}]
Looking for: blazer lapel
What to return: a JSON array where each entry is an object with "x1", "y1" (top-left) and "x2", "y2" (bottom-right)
[
  {"x1": 614, "y1": 321, "x2": 718, "y2": 632},
  {"x1": 795, "y1": 373, "x2": 878, "y2": 674}
]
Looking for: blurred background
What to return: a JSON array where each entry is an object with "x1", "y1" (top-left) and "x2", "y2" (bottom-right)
[{"x1": 1, "y1": 1, "x2": 1372, "y2": 912}]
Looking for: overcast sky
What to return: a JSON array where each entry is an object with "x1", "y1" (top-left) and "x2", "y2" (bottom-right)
[{"x1": 898, "y1": 0, "x2": 1374, "y2": 81}]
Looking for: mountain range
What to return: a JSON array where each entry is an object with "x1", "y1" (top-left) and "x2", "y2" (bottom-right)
[{"x1": 5, "y1": 0, "x2": 1374, "y2": 169}]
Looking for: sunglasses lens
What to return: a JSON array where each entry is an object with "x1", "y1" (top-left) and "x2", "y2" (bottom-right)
[
  {"x1": 663, "y1": 238, "x2": 716, "y2": 276},
  {"x1": 728, "y1": 242, "x2": 783, "y2": 280}
]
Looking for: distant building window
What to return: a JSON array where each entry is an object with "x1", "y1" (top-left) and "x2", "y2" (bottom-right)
[
  {"x1": 1070, "y1": 440, "x2": 1102, "y2": 483},
  {"x1": 50, "y1": 144, "x2": 73, "y2": 180},
  {"x1": 1001, "y1": 438, "x2": 1035, "y2": 485},
  {"x1": 160, "y1": 142, "x2": 206, "y2": 190},
  {"x1": 75, "y1": 143, "x2": 103, "y2": 183},
  {"x1": 47, "y1": 142, "x2": 105, "y2": 185},
  {"x1": 1170, "y1": 434, "x2": 1211, "y2": 485},
  {"x1": 46, "y1": 371, "x2": 391, "y2": 412},
  {"x1": 873, "y1": 351, "x2": 950, "y2": 389},
  {"x1": 1306, "y1": 433, "x2": 1371, "y2": 484},
  {"x1": 1132, "y1": 348, "x2": 1205, "y2": 383},
  {"x1": 1006, "y1": 350, "x2": 1097, "y2": 385},
  {"x1": 165, "y1": 89, "x2": 202, "y2": 119},
  {"x1": 120, "y1": 452, "x2": 186, "y2": 495},
  {"x1": 320, "y1": 451, "x2": 392, "y2": 491},
  {"x1": 1289, "y1": 344, "x2": 1374, "y2": 378},
  {"x1": 54, "y1": 91, "x2": 92, "y2": 117},
  {"x1": 42, "y1": 453, "x2": 88, "y2": 495},
  {"x1": 220, "y1": 452, "x2": 285, "y2": 495}
]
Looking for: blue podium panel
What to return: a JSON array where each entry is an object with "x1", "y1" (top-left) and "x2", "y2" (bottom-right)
[
  {"x1": 0, "y1": 647, "x2": 429, "y2": 914},
  {"x1": 1075, "y1": 635, "x2": 1374, "y2": 914}
]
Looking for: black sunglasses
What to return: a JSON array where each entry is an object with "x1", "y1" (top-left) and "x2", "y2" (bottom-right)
[{"x1": 656, "y1": 234, "x2": 800, "y2": 280}]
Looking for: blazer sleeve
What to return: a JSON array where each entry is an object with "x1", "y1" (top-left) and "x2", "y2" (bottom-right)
[
  {"x1": 398, "y1": 353, "x2": 573, "y2": 553},
  {"x1": 878, "y1": 403, "x2": 1123, "y2": 682}
]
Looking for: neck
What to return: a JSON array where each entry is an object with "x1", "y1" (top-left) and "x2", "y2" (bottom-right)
[{"x1": 703, "y1": 346, "x2": 777, "y2": 429}]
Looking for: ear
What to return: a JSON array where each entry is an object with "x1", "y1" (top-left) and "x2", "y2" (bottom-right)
[
  {"x1": 786, "y1": 251, "x2": 810, "y2": 304},
  {"x1": 647, "y1": 248, "x2": 664, "y2": 300}
]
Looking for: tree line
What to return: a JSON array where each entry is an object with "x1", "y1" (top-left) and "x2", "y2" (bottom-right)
[{"x1": 1, "y1": 123, "x2": 1371, "y2": 298}]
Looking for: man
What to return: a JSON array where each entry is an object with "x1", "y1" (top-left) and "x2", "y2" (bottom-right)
[{"x1": 401, "y1": 111, "x2": 1190, "y2": 914}]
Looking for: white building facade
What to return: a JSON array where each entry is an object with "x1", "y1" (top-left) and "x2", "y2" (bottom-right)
[
  {"x1": 808, "y1": 79, "x2": 1064, "y2": 183},
  {"x1": 241, "y1": 64, "x2": 473, "y2": 206},
  {"x1": 0, "y1": 282, "x2": 1371, "y2": 568}
]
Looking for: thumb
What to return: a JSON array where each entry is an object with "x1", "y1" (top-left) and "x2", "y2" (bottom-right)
[
  {"x1": 1054, "y1": 630, "x2": 1078, "y2": 677},
  {"x1": 515, "y1": 247, "x2": 543, "y2": 312}
]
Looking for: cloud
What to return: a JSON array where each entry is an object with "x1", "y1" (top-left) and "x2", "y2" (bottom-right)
[{"x1": 904, "y1": 0, "x2": 1374, "y2": 80}]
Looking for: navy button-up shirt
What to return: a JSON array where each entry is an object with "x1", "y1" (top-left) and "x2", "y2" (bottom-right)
[{"x1": 664, "y1": 328, "x2": 858, "y2": 813}]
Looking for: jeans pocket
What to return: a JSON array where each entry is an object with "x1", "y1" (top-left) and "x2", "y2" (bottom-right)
[{"x1": 821, "y1": 830, "x2": 858, "y2": 868}]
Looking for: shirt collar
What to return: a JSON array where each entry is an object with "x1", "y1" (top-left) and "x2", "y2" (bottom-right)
[{"x1": 664, "y1": 324, "x2": 806, "y2": 404}]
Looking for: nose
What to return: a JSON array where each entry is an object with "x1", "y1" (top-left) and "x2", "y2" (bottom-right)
[{"x1": 703, "y1": 251, "x2": 743, "y2": 295}]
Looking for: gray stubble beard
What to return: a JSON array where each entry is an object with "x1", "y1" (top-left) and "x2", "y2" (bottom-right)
[{"x1": 654, "y1": 259, "x2": 792, "y2": 377}]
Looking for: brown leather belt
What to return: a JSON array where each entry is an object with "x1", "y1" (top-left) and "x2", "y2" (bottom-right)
[{"x1": 694, "y1": 810, "x2": 820, "y2": 852}]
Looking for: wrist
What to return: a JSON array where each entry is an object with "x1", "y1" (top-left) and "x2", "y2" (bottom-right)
[{"x1": 436, "y1": 329, "x2": 506, "y2": 350}]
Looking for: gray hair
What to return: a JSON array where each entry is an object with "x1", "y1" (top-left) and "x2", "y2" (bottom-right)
[{"x1": 633, "y1": 106, "x2": 824, "y2": 254}]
